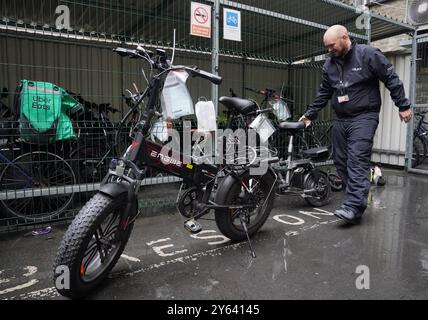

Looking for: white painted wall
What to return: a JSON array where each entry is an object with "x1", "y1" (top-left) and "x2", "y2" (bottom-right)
[{"x1": 372, "y1": 53, "x2": 411, "y2": 166}]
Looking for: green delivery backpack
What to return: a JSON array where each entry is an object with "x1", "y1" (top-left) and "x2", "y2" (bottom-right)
[{"x1": 16, "y1": 80, "x2": 81, "y2": 144}]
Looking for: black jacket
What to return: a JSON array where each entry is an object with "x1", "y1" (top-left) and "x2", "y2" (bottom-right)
[{"x1": 304, "y1": 41, "x2": 411, "y2": 120}]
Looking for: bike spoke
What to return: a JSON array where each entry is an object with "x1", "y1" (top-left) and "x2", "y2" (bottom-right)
[
  {"x1": 104, "y1": 225, "x2": 119, "y2": 241},
  {"x1": 94, "y1": 229, "x2": 106, "y2": 261},
  {"x1": 103, "y1": 215, "x2": 119, "y2": 239},
  {"x1": 84, "y1": 240, "x2": 99, "y2": 256},
  {"x1": 83, "y1": 246, "x2": 99, "y2": 273}
]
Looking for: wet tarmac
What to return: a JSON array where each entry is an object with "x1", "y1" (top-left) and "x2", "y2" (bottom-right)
[{"x1": 0, "y1": 168, "x2": 427, "y2": 300}]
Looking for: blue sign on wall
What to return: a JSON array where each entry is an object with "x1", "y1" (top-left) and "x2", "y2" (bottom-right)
[{"x1": 226, "y1": 11, "x2": 238, "y2": 27}]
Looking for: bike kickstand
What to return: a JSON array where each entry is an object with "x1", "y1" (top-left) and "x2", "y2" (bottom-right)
[{"x1": 240, "y1": 215, "x2": 256, "y2": 258}]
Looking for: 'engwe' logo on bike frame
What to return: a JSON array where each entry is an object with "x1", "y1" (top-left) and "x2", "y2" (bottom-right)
[{"x1": 153, "y1": 121, "x2": 272, "y2": 175}]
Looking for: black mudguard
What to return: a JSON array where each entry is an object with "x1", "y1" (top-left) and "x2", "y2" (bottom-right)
[
  {"x1": 99, "y1": 183, "x2": 129, "y2": 199},
  {"x1": 98, "y1": 183, "x2": 138, "y2": 221}
]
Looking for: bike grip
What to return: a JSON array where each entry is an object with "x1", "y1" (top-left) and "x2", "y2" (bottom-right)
[
  {"x1": 194, "y1": 69, "x2": 222, "y2": 85},
  {"x1": 113, "y1": 47, "x2": 140, "y2": 59},
  {"x1": 113, "y1": 47, "x2": 129, "y2": 57}
]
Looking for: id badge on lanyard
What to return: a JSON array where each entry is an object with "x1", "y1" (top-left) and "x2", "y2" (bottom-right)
[
  {"x1": 337, "y1": 80, "x2": 349, "y2": 104},
  {"x1": 338, "y1": 95, "x2": 349, "y2": 103}
]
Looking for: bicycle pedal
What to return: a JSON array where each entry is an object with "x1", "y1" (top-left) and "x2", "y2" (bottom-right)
[{"x1": 184, "y1": 219, "x2": 202, "y2": 234}]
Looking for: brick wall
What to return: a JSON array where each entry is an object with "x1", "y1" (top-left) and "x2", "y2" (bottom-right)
[{"x1": 368, "y1": 0, "x2": 411, "y2": 53}]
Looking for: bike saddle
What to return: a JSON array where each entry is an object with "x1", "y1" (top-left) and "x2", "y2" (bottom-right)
[
  {"x1": 218, "y1": 96, "x2": 257, "y2": 116},
  {"x1": 278, "y1": 121, "x2": 305, "y2": 131},
  {"x1": 302, "y1": 147, "x2": 329, "y2": 161}
]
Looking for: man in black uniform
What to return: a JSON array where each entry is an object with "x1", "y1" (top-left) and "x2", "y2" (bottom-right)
[{"x1": 300, "y1": 25, "x2": 412, "y2": 224}]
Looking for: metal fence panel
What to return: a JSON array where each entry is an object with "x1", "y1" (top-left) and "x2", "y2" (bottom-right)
[{"x1": 2, "y1": 0, "x2": 412, "y2": 231}]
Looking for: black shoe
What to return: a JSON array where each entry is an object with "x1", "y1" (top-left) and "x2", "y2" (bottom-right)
[{"x1": 334, "y1": 207, "x2": 362, "y2": 225}]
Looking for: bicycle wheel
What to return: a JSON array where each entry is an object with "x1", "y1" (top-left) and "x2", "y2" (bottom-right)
[
  {"x1": 54, "y1": 192, "x2": 134, "y2": 299},
  {"x1": 413, "y1": 135, "x2": 427, "y2": 167},
  {"x1": 0, "y1": 151, "x2": 76, "y2": 220},
  {"x1": 214, "y1": 170, "x2": 275, "y2": 241}
]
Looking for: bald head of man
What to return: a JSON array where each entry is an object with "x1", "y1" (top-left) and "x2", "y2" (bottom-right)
[{"x1": 323, "y1": 25, "x2": 352, "y2": 58}]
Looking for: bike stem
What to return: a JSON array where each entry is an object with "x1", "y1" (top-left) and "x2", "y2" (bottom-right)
[{"x1": 285, "y1": 135, "x2": 294, "y2": 185}]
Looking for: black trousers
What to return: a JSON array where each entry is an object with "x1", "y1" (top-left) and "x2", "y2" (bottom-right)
[{"x1": 332, "y1": 114, "x2": 379, "y2": 214}]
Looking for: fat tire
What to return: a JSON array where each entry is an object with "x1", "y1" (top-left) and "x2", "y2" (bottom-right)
[
  {"x1": 214, "y1": 171, "x2": 275, "y2": 241},
  {"x1": 53, "y1": 192, "x2": 133, "y2": 299}
]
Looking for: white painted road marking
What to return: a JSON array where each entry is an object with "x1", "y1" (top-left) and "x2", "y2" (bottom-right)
[
  {"x1": 190, "y1": 230, "x2": 230, "y2": 245},
  {"x1": 0, "y1": 279, "x2": 39, "y2": 295},
  {"x1": 147, "y1": 238, "x2": 188, "y2": 257},
  {"x1": 0, "y1": 266, "x2": 39, "y2": 296},
  {"x1": 2, "y1": 209, "x2": 340, "y2": 299}
]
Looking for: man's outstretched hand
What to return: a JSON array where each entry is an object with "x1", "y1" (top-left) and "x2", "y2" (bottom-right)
[{"x1": 299, "y1": 115, "x2": 312, "y2": 128}]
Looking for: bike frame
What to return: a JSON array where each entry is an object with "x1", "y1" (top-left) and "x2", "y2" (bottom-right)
[
  {"x1": 272, "y1": 126, "x2": 329, "y2": 199},
  {"x1": 103, "y1": 51, "x2": 263, "y2": 224}
]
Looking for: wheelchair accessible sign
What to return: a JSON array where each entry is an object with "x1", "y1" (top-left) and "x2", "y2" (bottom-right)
[
  {"x1": 190, "y1": 2, "x2": 211, "y2": 38},
  {"x1": 224, "y1": 8, "x2": 241, "y2": 42}
]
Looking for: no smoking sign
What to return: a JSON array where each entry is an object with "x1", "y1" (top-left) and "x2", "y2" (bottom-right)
[{"x1": 190, "y1": 2, "x2": 211, "y2": 38}]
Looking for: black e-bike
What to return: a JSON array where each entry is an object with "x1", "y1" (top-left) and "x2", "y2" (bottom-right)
[{"x1": 53, "y1": 46, "x2": 277, "y2": 298}]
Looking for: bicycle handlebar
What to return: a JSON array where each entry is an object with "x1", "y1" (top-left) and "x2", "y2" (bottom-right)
[
  {"x1": 113, "y1": 47, "x2": 222, "y2": 85},
  {"x1": 245, "y1": 87, "x2": 265, "y2": 95},
  {"x1": 188, "y1": 67, "x2": 222, "y2": 85},
  {"x1": 113, "y1": 47, "x2": 141, "y2": 59}
]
